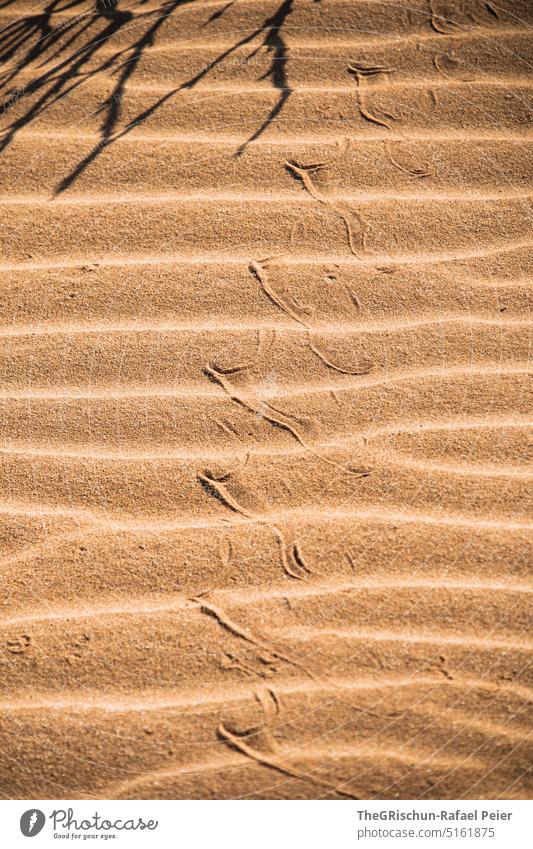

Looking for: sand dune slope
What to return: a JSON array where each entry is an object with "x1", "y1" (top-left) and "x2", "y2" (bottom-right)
[{"x1": 0, "y1": 0, "x2": 531, "y2": 800}]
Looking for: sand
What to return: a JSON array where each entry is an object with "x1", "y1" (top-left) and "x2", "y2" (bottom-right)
[{"x1": 0, "y1": 0, "x2": 531, "y2": 800}]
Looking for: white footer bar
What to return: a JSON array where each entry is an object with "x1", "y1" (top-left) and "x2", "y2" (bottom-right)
[{"x1": 2, "y1": 799, "x2": 531, "y2": 849}]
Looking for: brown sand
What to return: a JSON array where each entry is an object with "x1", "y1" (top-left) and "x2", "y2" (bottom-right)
[{"x1": 0, "y1": 0, "x2": 532, "y2": 800}]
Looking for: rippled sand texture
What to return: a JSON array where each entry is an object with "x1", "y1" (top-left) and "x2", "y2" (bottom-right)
[{"x1": 0, "y1": 0, "x2": 532, "y2": 800}]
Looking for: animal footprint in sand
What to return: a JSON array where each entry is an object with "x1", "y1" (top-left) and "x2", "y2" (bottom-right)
[
  {"x1": 347, "y1": 63, "x2": 396, "y2": 131},
  {"x1": 6, "y1": 634, "x2": 31, "y2": 654},
  {"x1": 285, "y1": 160, "x2": 368, "y2": 257}
]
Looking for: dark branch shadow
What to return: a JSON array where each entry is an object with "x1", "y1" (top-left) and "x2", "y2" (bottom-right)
[
  {"x1": 178, "y1": 0, "x2": 294, "y2": 156},
  {"x1": 0, "y1": 1, "x2": 194, "y2": 192},
  {"x1": 0, "y1": 0, "x2": 301, "y2": 192}
]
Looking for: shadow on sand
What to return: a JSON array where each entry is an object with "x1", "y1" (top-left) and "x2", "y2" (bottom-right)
[{"x1": 0, "y1": 0, "x2": 309, "y2": 193}]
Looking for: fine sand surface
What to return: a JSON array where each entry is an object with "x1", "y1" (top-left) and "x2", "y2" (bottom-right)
[{"x1": 0, "y1": 0, "x2": 532, "y2": 800}]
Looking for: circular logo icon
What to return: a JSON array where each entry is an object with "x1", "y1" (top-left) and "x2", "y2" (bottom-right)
[{"x1": 20, "y1": 810, "x2": 46, "y2": 837}]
